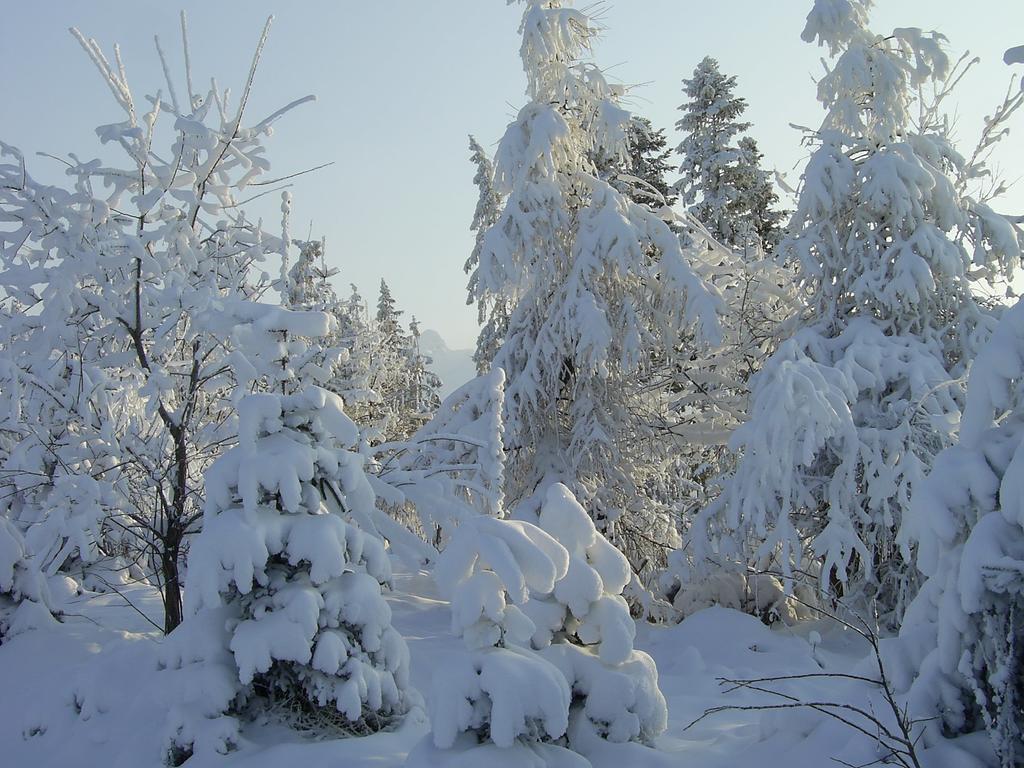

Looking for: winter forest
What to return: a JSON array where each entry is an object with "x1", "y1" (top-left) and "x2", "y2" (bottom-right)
[{"x1": 1, "y1": 0, "x2": 1023, "y2": 766}]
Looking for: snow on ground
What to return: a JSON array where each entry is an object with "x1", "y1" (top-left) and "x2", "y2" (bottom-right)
[{"x1": 0, "y1": 565, "x2": 987, "y2": 767}]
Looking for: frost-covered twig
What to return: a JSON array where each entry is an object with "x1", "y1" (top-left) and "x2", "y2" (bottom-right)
[{"x1": 686, "y1": 573, "x2": 926, "y2": 768}]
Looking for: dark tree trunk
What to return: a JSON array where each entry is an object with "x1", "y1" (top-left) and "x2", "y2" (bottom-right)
[{"x1": 161, "y1": 526, "x2": 183, "y2": 633}]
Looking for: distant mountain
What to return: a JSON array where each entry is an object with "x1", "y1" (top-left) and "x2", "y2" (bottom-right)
[{"x1": 419, "y1": 329, "x2": 476, "y2": 398}]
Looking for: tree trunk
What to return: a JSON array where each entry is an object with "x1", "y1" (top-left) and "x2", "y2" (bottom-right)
[
  {"x1": 161, "y1": 425, "x2": 190, "y2": 634},
  {"x1": 161, "y1": 526, "x2": 183, "y2": 633}
]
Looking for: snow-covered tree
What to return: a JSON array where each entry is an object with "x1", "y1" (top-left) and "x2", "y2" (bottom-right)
[
  {"x1": 465, "y1": 136, "x2": 509, "y2": 375},
  {"x1": 621, "y1": 117, "x2": 677, "y2": 208},
  {"x1": 0, "y1": 16, "x2": 319, "y2": 631},
  {"x1": 695, "y1": 0, "x2": 1020, "y2": 625},
  {"x1": 526, "y1": 485, "x2": 667, "y2": 747},
  {"x1": 0, "y1": 322, "x2": 120, "y2": 584},
  {"x1": 335, "y1": 284, "x2": 380, "y2": 432},
  {"x1": 375, "y1": 279, "x2": 403, "y2": 352},
  {"x1": 898, "y1": 298, "x2": 1024, "y2": 767},
  {"x1": 374, "y1": 369, "x2": 508, "y2": 553},
  {"x1": 286, "y1": 237, "x2": 336, "y2": 311},
  {"x1": 365, "y1": 280, "x2": 439, "y2": 442},
  {"x1": 422, "y1": 512, "x2": 572, "y2": 760},
  {"x1": 406, "y1": 318, "x2": 443, "y2": 419},
  {"x1": 282, "y1": 238, "x2": 382, "y2": 414},
  {"x1": 675, "y1": 56, "x2": 783, "y2": 251},
  {"x1": 653, "y1": 227, "x2": 802, "y2": 617},
  {"x1": 593, "y1": 115, "x2": 677, "y2": 213},
  {"x1": 467, "y1": 0, "x2": 722, "y2": 587},
  {"x1": 167, "y1": 386, "x2": 412, "y2": 761},
  {"x1": 411, "y1": 483, "x2": 665, "y2": 764},
  {"x1": 733, "y1": 137, "x2": 785, "y2": 253},
  {"x1": 896, "y1": 45, "x2": 1024, "y2": 768}
]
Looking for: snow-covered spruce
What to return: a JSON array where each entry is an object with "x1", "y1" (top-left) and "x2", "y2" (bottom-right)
[
  {"x1": 896, "y1": 300, "x2": 1024, "y2": 766},
  {"x1": 464, "y1": 136, "x2": 509, "y2": 376},
  {"x1": 607, "y1": 116, "x2": 677, "y2": 211},
  {"x1": 164, "y1": 387, "x2": 411, "y2": 762},
  {"x1": 415, "y1": 483, "x2": 666, "y2": 763},
  {"x1": 282, "y1": 238, "x2": 360, "y2": 402},
  {"x1": 406, "y1": 318, "x2": 444, "y2": 426},
  {"x1": 335, "y1": 283, "x2": 383, "y2": 437},
  {"x1": 283, "y1": 236, "x2": 391, "y2": 424},
  {"x1": 675, "y1": 56, "x2": 783, "y2": 252},
  {"x1": 0, "y1": 517, "x2": 55, "y2": 642},
  {"x1": 696, "y1": 0, "x2": 1020, "y2": 625},
  {"x1": 427, "y1": 512, "x2": 571, "y2": 754},
  {"x1": 467, "y1": 0, "x2": 722, "y2": 594},
  {"x1": 349, "y1": 280, "x2": 442, "y2": 445}
]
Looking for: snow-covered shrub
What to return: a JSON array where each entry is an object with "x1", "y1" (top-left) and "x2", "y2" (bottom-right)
[
  {"x1": 899, "y1": 298, "x2": 1024, "y2": 766},
  {"x1": 0, "y1": 312, "x2": 122, "y2": 583},
  {"x1": 421, "y1": 483, "x2": 666, "y2": 762},
  {"x1": 696, "y1": 0, "x2": 1020, "y2": 625},
  {"x1": 430, "y1": 513, "x2": 571, "y2": 750},
  {"x1": 167, "y1": 387, "x2": 412, "y2": 761},
  {"x1": 0, "y1": 517, "x2": 55, "y2": 642},
  {"x1": 528, "y1": 485, "x2": 668, "y2": 745},
  {"x1": 663, "y1": 563, "x2": 815, "y2": 627}
]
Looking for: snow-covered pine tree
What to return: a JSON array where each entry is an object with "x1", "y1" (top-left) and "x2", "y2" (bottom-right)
[
  {"x1": 596, "y1": 115, "x2": 677, "y2": 212},
  {"x1": 898, "y1": 298, "x2": 1024, "y2": 767},
  {"x1": 406, "y1": 318, "x2": 443, "y2": 420},
  {"x1": 622, "y1": 117, "x2": 677, "y2": 208},
  {"x1": 465, "y1": 136, "x2": 509, "y2": 375},
  {"x1": 286, "y1": 238, "x2": 336, "y2": 311},
  {"x1": 468, "y1": 0, "x2": 722, "y2": 588},
  {"x1": 675, "y1": 56, "x2": 783, "y2": 252},
  {"x1": 166, "y1": 384, "x2": 412, "y2": 761},
  {"x1": 367, "y1": 279, "x2": 415, "y2": 441},
  {"x1": 283, "y1": 238, "x2": 381, "y2": 414},
  {"x1": 336, "y1": 283, "x2": 380, "y2": 434},
  {"x1": 0, "y1": 16, "x2": 317, "y2": 632},
  {"x1": 365, "y1": 285, "x2": 442, "y2": 443},
  {"x1": 733, "y1": 137, "x2": 785, "y2": 253},
  {"x1": 527, "y1": 485, "x2": 667, "y2": 749},
  {"x1": 695, "y1": 0, "x2": 1020, "y2": 625},
  {"x1": 895, "y1": 44, "x2": 1024, "y2": 768},
  {"x1": 375, "y1": 279, "x2": 404, "y2": 353},
  {"x1": 420, "y1": 512, "x2": 573, "y2": 761}
]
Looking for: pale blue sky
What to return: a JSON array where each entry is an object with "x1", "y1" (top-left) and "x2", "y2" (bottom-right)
[{"x1": 4, "y1": 2, "x2": 1022, "y2": 348}]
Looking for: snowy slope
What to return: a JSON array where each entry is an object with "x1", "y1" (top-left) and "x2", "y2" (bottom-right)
[{"x1": 420, "y1": 330, "x2": 475, "y2": 398}]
